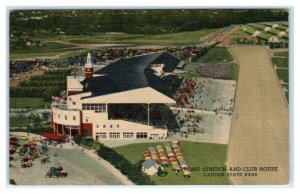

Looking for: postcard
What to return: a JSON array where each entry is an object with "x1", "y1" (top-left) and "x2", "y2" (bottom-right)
[{"x1": 8, "y1": 9, "x2": 289, "y2": 185}]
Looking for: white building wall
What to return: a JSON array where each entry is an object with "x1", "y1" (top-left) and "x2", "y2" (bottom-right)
[
  {"x1": 67, "y1": 76, "x2": 84, "y2": 93},
  {"x1": 52, "y1": 107, "x2": 81, "y2": 126},
  {"x1": 67, "y1": 92, "x2": 91, "y2": 110},
  {"x1": 81, "y1": 109, "x2": 167, "y2": 139}
]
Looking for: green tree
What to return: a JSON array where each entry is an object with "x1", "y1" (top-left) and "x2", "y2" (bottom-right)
[{"x1": 74, "y1": 134, "x2": 82, "y2": 145}]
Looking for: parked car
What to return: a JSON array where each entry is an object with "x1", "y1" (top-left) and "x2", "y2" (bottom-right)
[
  {"x1": 21, "y1": 162, "x2": 33, "y2": 168},
  {"x1": 31, "y1": 137, "x2": 39, "y2": 142},
  {"x1": 20, "y1": 136, "x2": 28, "y2": 141}
]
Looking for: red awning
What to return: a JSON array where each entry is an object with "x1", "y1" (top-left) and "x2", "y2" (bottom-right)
[{"x1": 41, "y1": 132, "x2": 64, "y2": 141}]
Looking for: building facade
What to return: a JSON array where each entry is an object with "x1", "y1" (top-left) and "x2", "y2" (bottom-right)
[{"x1": 51, "y1": 52, "x2": 180, "y2": 140}]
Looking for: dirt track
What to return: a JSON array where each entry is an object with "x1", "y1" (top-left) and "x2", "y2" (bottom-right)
[{"x1": 227, "y1": 46, "x2": 289, "y2": 184}]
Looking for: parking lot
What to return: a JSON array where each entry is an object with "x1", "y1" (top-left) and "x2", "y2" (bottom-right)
[{"x1": 9, "y1": 137, "x2": 126, "y2": 185}]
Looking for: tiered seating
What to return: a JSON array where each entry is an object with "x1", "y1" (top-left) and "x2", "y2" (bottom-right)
[
  {"x1": 175, "y1": 79, "x2": 197, "y2": 106},
  {"x1": 108, "y1": 104, "x2": 165, "y2": 128}
]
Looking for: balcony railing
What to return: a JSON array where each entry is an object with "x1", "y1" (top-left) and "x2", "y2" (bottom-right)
[{"x1": 52, "y1": 103, "x2": 79, "y2": 111}]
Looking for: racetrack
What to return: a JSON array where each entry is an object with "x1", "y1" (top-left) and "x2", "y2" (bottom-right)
[{"x1": 227, "y1": 46, "x2": 289, "y2": 184}]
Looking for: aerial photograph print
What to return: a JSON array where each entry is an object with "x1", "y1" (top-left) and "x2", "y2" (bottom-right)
[{"x1": 8, "y1": 9, "x2": 289, "y2": 186}]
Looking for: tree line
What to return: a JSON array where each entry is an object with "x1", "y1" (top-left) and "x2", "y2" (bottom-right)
[{"x1": 10, "y1": 9, "x2": 288, "y2": 35}]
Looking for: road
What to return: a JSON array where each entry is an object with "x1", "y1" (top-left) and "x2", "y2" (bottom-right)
[{"x1": 226, "y1": 46, "x2": 289, "y2": 184}]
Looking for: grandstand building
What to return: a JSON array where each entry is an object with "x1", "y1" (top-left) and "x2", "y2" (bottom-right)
[{"x1": 51, "y1": 52, "x2": 180, "y2": 140}]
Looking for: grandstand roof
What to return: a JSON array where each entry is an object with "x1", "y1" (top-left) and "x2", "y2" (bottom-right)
[
  {"x1": 81, "y1": 52, "x2": 180, "y2": 99},
  {"x1": 81, "y1": 87, "x2": 176, "y2": 104}
]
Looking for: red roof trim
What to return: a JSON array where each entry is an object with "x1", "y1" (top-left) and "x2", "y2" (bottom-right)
[{"x1": 41, "y1": 132, "x2": 64, "y2": 141}]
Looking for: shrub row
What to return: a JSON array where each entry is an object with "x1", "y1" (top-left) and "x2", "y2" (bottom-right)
[{"x1": 97, "y1": 143, "x2": 156, "y2": 185}]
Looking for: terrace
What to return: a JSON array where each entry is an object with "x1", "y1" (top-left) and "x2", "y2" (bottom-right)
[{"x1": 174, "y1": 78, "x2": 236, "y2": 113}]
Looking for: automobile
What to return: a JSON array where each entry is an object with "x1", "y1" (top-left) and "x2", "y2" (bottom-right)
[
  {"x1": 52, "y1": 170, "x2": 61, "y2": 178},
  {"x1": 16, "y1": 147, "x2": 22, "y2": 153},
  {"x1": 21, "y1": 157, "x2": 30, "y2": 163},
  {"x1": 30, "y1": 152, "x2": 39, "y2": 159},
  {"x1": 40, "y1": 157, "x2": 50, "y2": 164},
  {"x1": 28, "y1": 141, "x2": 37, "y2": 146},
  {"x1": 45, "y1": 171, "x2": 53, "y2": 178},
  {"x1": 21, "y1": 162, "x2": 33, "y2": 168},
  {"x1": 20, "y1": 136, "x2": 28, "y2": 141},
  {"x1": 31, "y1": 137, "x2": 39, "y2": 142},
  {"x1": 60, "y1": 171, "x2": 68, "y2": 178}
]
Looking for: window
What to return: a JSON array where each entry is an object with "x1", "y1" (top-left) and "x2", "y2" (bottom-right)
[
  {"x1": 96, "y1": 132, "x2": 107, "y2": 139},
  {"x1": 123, "y1": 132, "x2": 134, "y2": 139},
  {"x1": 117, "y1": 124, "x2": 119, "y2": 128},
  {"x1": 96, "y1": 124, "x2": 99, "y2": 128},
  {"x1": 110, "y1": 124, "x2": 113, "y2": 128},
  {"x1": 82, "y1": 103, "x2": 106, "y2": 113},
  {"x1": 73, "y1": 116, "x2": 76, "y2": 121},
  {"x1": 136, "y1": 132, "x2": 147, "y2": 139},
  {"x1": 58, "y1": 114, "x2": 60, "y2": 119},
  {"x1": 65, "y1": 115, "x2": 67, "y2": 120},
  {"x1": 109, "y1": 132, "x2": 120, "y2": 139},
  {"x1": 85, "y1": 119, "x2": 88, "y2": 122},
  {"x1": 103, "y1": 125, "x2": 106, "y2": 128}
]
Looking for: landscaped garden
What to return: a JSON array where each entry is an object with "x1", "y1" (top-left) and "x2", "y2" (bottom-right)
[{"x1": 115, "y1": 141, "x2": 230, "y2": 185}]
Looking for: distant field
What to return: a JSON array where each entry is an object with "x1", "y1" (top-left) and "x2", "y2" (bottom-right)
[
  {"x1": 115, "y1": 141, "x2": 230, "y2": 185},
  {"x1": 276, "y1": 69, "x2": 289, "y2": 83},
  {"x1": 10, "y1": 42, "x2": 74, "y2": 53},
  {"x1": 10, "y1": 29, "x2": 218, "y2": 60},
  {"x1": 9, "y1": 117, "x2": 30, "y2": 128},
  {"x1": 58, "y1": 49, "x2": 88, "y2": 61},
  {"x1": 10, "y1": 51, "x2": 64, "y2": 60},
  {"x1": 67, "y1": 29, "x2": 219, "y2": 45},
  {"x1": 196, "y1": 47, "x2": 234, "y2": 64},
  {"x1": 273, "y1": 51, "x2": 289, "y2": 57},
  {"x1": 226, "y1": 63, "x2": 239, "y2": 80},
  {"x1": 272, "y1": 57, "x2": 288, "y2": 68},
  {"x1": 10, "y1": 97, "x2": 46, "y2": 109}
]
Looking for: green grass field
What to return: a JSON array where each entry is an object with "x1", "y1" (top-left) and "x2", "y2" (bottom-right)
[
  {"x1": 10, "y1": 42, "x2": 74, "y2": 53},
  {"x1": 9, "y1": 117, "x2": 30, "y2": 128},
  {"x1": 197, "y1": 47, "x2": 234, "y2": 64},
  {"x1": 67, "y1": 29, "x2": 219, "y2": 45},
  {"x1": 226, "y1": 63, "x2": 239, "y2": 80},
  {"x1": 115, "y1": 141, "x2": 230, "y2": 185},
  {"x1": 276, "y1": 69, "x2": 289, "y2": 83},
  {"x1": 273, "y1": 51, "x2": 289, "y2": 57},
  {"x1": 178, "y1": 72, "x2": 203, "y2": 79},
  {"x1": 58, "y1": 49, "x2": 88, "y2": 61},
  {"x1": 10, "y1": 51, "x2": 64, "y2": 60},
  {"x1": 272, "y1": 57, "x2": 288, "y2": 68},
  {"x1": 10, "y1": 97, "x2": 46, "y2": 109},
  {"x1": 10, "y1": 29, "x2": 218, "y2": 60}
]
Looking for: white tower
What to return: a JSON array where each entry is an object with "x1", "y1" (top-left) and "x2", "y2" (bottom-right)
[{"x1": 84, "y1": 52, "x2": 93, "y2": 78}]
